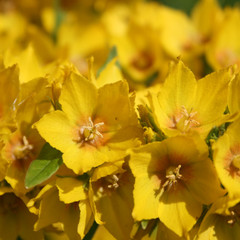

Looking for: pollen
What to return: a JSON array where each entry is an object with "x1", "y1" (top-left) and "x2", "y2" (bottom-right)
[
  {"x1": 97, "y1": 174, "x2": 121, "y2": 197},
  {"x1": 13, "y1": 136, "x2": 34, "y2": 161},
  {"x1": 226, "y1": 203, "x2": 240, "y2": 225},
  {"x1": 162, "y1": 165, "x2": 182, "y2": 191},
  {"x1": 168, "y1": 106, "x2": 200, "y2": 133},
  {"x1": 181, "y1": 106, "x2": 199, "y2": 127},
  {"x1": 73, "y1": 117, "x2": 104, "y2": 147}
]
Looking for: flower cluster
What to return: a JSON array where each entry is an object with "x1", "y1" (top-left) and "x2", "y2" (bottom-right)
[{"x1": 1, "y1": 0, "x2": 240, "y2": 240}]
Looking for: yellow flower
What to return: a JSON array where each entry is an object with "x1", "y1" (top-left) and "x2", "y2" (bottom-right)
[
  {"x1": 197, "y1": 195, "x2": 240, "y2": 240},
  {"x1": 157, "y1": 6, "x2": 201, "y2": 59},
  {"x1": 58, "y1": 11, "x2": 108, "y2": 74},
  {"x1": 0, "y1": 11, "x2": 27, "y2": 53},
  {"x1": 35, "y1": 73, "x2": 142, "y2": 175},
  {"x1": 213, "y1": 117, "x2": 240, "y2": 198},
  {"x1": 29, "y1": 181, "x2": 92, "y2": 240},
  {"x1": 2, "y1": 77, "x2": 51, "y2": 195},
  {"x1": 0, "y1": 64, "x2": 19, "y2": 134},
  {"x1": 89, "y1": 161, "x2": 134, "y2": 240},
  {"x1": 149, "y1": 60, "x2": 233, "y2": 138},
  {"x1": 112, "y1": 22, "x2": 165, "y2": 84},
  {"x1": 129, "y1": 135, "x2": 224, "y2": 237},
  {"x1": 4, "y1": 44, "x2": 45, "y2": 83},
  {"x1": 228, "y1": 72, "x2": 240, "y2": 114},
  {"x1": 192, "y1": 0, "x2": 223, "y2": 44},
  {"x1": 206, "y1": 7, "x2": 240, "y2": 71},
  {"x1": 0, "y1": 185, "x2": 43, "y2": 240}
]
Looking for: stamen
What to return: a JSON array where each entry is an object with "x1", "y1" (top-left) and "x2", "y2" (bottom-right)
[
  {"x1": 73, "y1": 117, "x2": 104, "y2": 146},
  {"x1": 97, "y1": 174, "x2": 121, "y2": 196},
  {"x1": 181, "y1": 106, "x2": 200, "y2": 131},
  {"x1": 227, "y1": 203, "x2": 240, "y2": 225},
  {"x1": 162, "y1": 165, "x2": 182, "y2": 191},
  {"x1": 13, "y1": 136, "x2": 33, "y2": 160}
]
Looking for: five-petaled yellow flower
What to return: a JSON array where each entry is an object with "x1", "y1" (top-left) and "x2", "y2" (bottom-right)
[{"x1": 35, "y1": 73, "x2": 142, "y2": 175}]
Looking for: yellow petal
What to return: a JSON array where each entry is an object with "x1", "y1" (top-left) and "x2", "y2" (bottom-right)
[
  {"x1": 4, "y1": 44, "x2": 44, "y2": 83},
  {"x1": 159, "y1": 60, "x2": 197, "y2": 115},
  {"x1": 93, "y1": 225, "x2": 116, "y2": 240},
  {"x1": 129, "y1": 143, "x2": 167, "y2": 220},
  {"x1": 78, "y1": 200, "x2": 94, "y2": 239},
  {"x1": 197, "y1": 196, "x2": 240, "y2": 240},
  {"x1": 96, "y1": 58, "x2": 123, "y2": 88},
  {"x1": 192, "y1": 0, "x2": 223, "y2": 41},
  {"x1": 62, "y1": 144, "x2": 106, "y2": 175},
  {"x1": 35, "y1": 110, "x2": 75, "y2": 152},
  {"x1": 60, "y1": 71, "x2": 97, "y2": 124},
  {"x1": 150, "y1": 60, "x2": 198, "y2": 137},
  {"x1": 194, "y1": 67, "x2": 232, "y2": 127},
  {"x1": 96, "y1": 80, "x2": 138, "y2": 128},
  {"x1": 91, "y1": 160, "x2": 125, "y2": 182},
  {"x1": 158, "y1": 188, "x2": 202, "y2": 237},
  {"x1": 61, "y1": 202, "x2": 81, "y2": 240},
  {"x1": 90, "y1": 171, "x2": 134, "y2": 240},
  {"x1": 206, "y1": 8, "x2": 240, "y2": 70},
  {"x1": 34, "y1": 186, "x2": 65, "y2": 231},
  {"x1": 228, "y1": 73, "x2": 240, "y2": 114},
  {"x1": 186, "y1": 158, "x2": 225, "y2": 204},
  {"x1": 213, "y1": 118, "x2": 240, "y2": 198},
  {"x1": 56, "y1": 177, "x2": 87, "y2": 204}
]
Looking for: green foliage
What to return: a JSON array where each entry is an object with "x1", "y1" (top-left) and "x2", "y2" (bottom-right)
[
  {"x1": 151, "y1": 0, "x2": 199, "y2": 15},
  {"x1": 151, "y1": 0, "x2": 240, "y2": 15},
  {"x1": 25, "y1": 143, "x2": 63, "y2": 189},
  {"x1": 205, "y1": 122, "x2": 230, "y2": 159},
  {"x1": 141, "y1": 220, "x2": 149, "y2": 230},
  {"x1": 218, "y1": 0, "x2": 240, "y2": 7}
]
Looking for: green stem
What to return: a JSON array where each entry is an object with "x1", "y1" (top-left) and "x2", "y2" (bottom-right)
[
  {"x1": 52, "y1": 0, "x2": 64, "y2": 43},
  {"x1": 83, "y1": 221, "x2": 98, "y2": 240}
]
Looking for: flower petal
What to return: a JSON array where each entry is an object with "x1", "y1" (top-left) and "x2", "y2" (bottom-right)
[
  {"x1": 158, "y1": 187, "x2": 202, "y2": 237},
  {"x1": 60, "y1": 73, "x2": 97, "y2": 123},
  {"x1": 35, "y1": 110, "x2": 75, "y2": 152}
]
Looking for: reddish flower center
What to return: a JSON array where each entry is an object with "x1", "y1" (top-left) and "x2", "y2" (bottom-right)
[
  {"x1": 168, "y1": 106, "x2": 200, "y2": 133},
  {"x1": 162, "y1": 165, "x2": 182, "y2": 191},
  {"x1": 73, "y1": 117, "x2": 105, "y2": 147},
  {"x1": 13, "y1": 136, "x2": 33, "y2": 161},
  {"x1": 226, "y1": 203, "x2": 240, "y2": 225},
  {"x1": 131, "y1": 51, "x2": 154, "y2": 71},
  {"x1": 224, "y1": 145, "x2": 240, "y2": 178}
]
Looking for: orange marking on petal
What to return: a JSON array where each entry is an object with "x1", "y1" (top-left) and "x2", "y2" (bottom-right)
[{"x1": 224, "y1": 144, "x2": 240, "y2": 178}]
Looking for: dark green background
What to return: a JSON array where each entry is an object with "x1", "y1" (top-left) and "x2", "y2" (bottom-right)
[{"x1": 154, "y1": 0, "x2": 240, "y2": 15}]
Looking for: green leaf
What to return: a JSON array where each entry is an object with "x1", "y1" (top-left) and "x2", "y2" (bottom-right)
[
  {"x1": 96, "y1": 46, "x2": 120, "y2": 77},
  {"x1": 141, "y1": 220, "x2": 149, "y2": 230},
  {"x1": 25, "y1": 143, "x2": 63, "y2": 189}
]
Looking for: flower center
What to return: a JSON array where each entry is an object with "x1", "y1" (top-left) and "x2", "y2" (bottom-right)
[
  {"x1": 73, "y1": 117, "x2": 104, "y2": 147},
  {"x1": 162, "y1": 165, "x2": 182, "y2": 191},
  {"x1": 216, "y1": 49, "x2": 239, "y2": 68},
  {"x1": 13, "y1": 136, "x2": 33, "y2": 160},
  {"x1": 99, "y1": 174, "x2": 120, "y2": 194},
  {"x1": 232, "y1": 155, "x2": 240, "y2": 170},
  {"x1": 226, "y1": 203, "x2": 240, "y2": 225},
  {"x1": 169, "y1": 106, "x2": 200, "y2": 133},
  {"x1": 180, "y1": 106, "x2": 200, "y2": 131},
  {"x1": 96, "y1": 173, "x2": 123, "y2": 197},
  {"x1": 131, "y1": 51, "x2": 154, "y2": 71}
]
